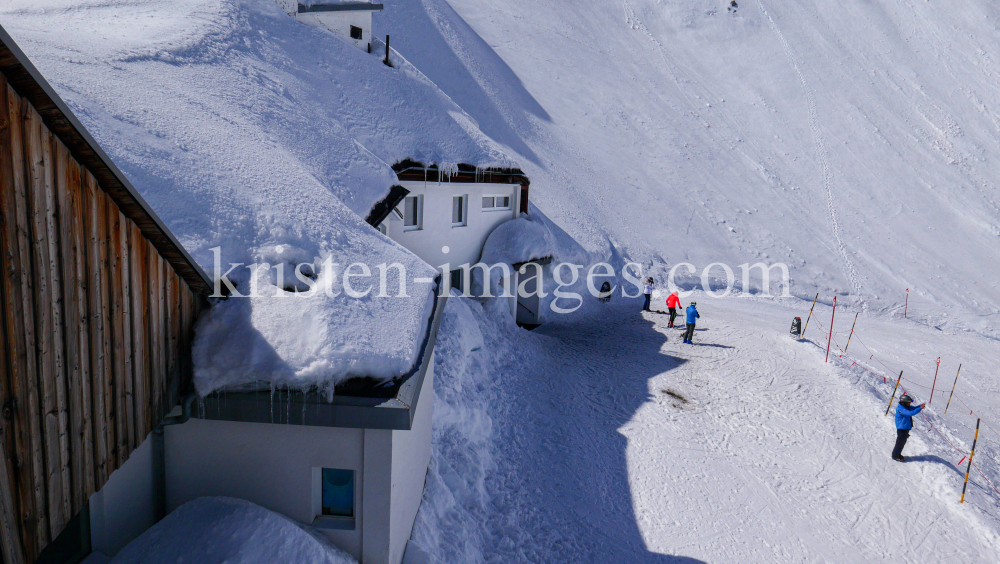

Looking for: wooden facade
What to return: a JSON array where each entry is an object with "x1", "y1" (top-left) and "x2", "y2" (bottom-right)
[{"x1": 0, "y1": 28, "x2": 212, "y2": 563}]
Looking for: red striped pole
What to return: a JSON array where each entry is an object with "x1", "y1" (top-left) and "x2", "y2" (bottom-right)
[
  {"x1": 929, "y1": 357, "x2": 941, "y2": 404},
  {"x1": 825, "y1": 296, "x2": 837, "y2": 362}
]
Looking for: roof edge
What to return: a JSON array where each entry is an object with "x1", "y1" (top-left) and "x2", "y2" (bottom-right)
[
  {"x1": 392, "y1": 159, "x2": 530, "y2": 186},
  {"x1": 0, "y1": 24, "x2": 214, "y2": 294},
  {"x1": 195, "y1": 276, "x2": 447, "y2": 430},
  {"x1": 298, "y1": 3, "x2": 384, "y2": 13}
]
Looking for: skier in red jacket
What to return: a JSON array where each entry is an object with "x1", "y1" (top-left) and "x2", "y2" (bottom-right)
[{"x1": 665, "y1": 292, "x2": 681, "y2": 327}]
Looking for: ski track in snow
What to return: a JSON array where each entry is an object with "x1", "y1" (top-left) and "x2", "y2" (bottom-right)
[
  {"x1": 752, "y1": 0, "x2": 867, "y2": 311},
  {"x1": 415, "y1": 297, "x2": 1000, "y2": 563}
]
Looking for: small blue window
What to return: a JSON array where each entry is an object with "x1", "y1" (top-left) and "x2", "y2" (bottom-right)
[{"x1": 322, "y1": 469, "x2": 355, "y2": 517}]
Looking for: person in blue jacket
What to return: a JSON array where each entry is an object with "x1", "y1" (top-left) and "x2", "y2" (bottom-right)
[
  {"x1": 892, "y1": 394, "x2": 925, "y2": 462},
  {"x1": 683, "y1": 302, "x2": 700, "y2": 344}
]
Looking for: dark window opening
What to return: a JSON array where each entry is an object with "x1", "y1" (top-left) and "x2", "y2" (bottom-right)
[
  {"x1": 350, "y1": 25, "x2": 363, "y2": 40},
  {"x1": 450, "y1": 268, "x2": 464, "y2": 293},
  {"x1": 322, "y1": 469, "x2": 355, "y2": 517}
]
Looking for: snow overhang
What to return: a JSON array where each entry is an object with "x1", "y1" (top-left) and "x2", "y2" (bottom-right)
[
  {"x1": 194, "y1": 280, "x2": 447, "y2": 430},
  {"x1": 298, "y1": 2, "x2": 384, "y2": 13},
  {"x1": 393, "y1": 159, "x2": 530, "y2": 186}
]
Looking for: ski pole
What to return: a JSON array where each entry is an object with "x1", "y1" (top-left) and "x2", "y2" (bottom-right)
[
  {"x1": 960, "y1": 419, "x2": 980, "y2": 503},
  {"x1": 844, "y1": 312, "x2": 858, "y2": 353},
  {"x1": 825, "y1": 296, "x2": 837, "y2": 362},
  {"x1": 801, "y1": 293, "x2": 819, "y2": 339},
  {"x1": 944, "y1": 364, "x2": 962, "y2": 415},
  {"x1": 885, "y1": 371, "x2": 903, "y2": 416},
  {"x1": 929, "y1": 357, "x2": 941, "y2": 404}
]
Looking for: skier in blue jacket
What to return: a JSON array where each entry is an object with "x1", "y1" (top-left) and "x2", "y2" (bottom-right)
[
  {"x1": 892, "y1": 394, "x2": 925, "y2": 462},
  {"x1": 683, "y1": 302, "x2": 700, "y2": 344}
]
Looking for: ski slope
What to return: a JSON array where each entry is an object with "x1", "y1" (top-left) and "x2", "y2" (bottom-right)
[
  {"x1": 416, "y1": 295, "x2": 1000, "y2": 563},
  {"x1": 4, "y1": 0, "x2": 1000, "y2": 562},
  {"x1": 378, "y1": 0, "x2": 1000, "y2": 327}
]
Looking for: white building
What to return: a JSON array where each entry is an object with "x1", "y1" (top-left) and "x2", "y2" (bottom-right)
[
  {"x1": 87, "y1": 293, "x2": 446, "y2": 564},
  {"x1": 275, "y1": 0, "x2": 384, "y2": 51},
  {"x1": 367, "y1": 161, "x2": 536, "y2": 322}
]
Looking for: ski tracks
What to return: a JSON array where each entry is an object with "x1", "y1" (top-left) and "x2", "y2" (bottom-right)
[{"x1": 753, "y1": 0, "x2": 868, "y2": 311}]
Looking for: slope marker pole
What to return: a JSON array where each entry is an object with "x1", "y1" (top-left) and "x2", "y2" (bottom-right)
[
  {"x1": 904, "y1": 288, "x2": 909, "y2": 318},
  {"x1": 885, "y1": 371, "x2": 903, "y2": 416},
  {"x1": 960, "y1": 419, "x2": 980, "y2": 503},
  {"x1": 844, "y1": 312, "x2": 858, "y2": 353},
  {"x1": 944, "y1": 364, "x2": 962, "y2": 415},
  {"x1": 801, "y1": 292, "x2": 819, "y2": 339},
  {"x1": 929, "y1": 357, "x2": 941, "y2": 404},
  {"x1": 825, "y1": 296, "x2": 837, "y2": 363}
]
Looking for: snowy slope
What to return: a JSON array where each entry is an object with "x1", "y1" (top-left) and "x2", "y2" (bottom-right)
[
  {"x1": 0, "y1": 0, "x2": 515, "y2": 392},
  {"x1": 6, "y1": 1, "x2": 1000, "y2": 562},
  {"x1": 414, "y1": 295, "x2": 1000, "y2": 563},
  {"x1": 377, "y1": 0, "x2": 1000, "y2": 330}
]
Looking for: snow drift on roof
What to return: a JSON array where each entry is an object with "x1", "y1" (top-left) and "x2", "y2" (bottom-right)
[
  {"x1": 1, "y1": 0, "x2": 516, "y2": 392},
  {"x1": 109, "y1": 497, "x2": 357, "y2": 564}
]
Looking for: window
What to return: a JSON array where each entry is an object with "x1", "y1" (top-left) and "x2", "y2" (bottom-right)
[
  {"x1": 482, "y1": 195, "x2": 511, "y2": 211},
  {"x1": 452, "y1": 195, "x2": 467, "y2": 226},
  {"x1": 349, "y1": 25, "x2": 363, "y2": 40},
  {"x1": 450, "y1": 268, "x2": 464, "y2": 293},
  {"x1": 322, "y1": 469, "x2": 355, "y2": 517},
  {"x1": 401, "y1": 195, "x2": 422, "y2": 230}
]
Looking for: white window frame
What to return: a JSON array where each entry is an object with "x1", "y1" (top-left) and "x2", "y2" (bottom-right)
[
  {"x1": 482, "y1": 194, "x2": 512, "y2": 211},
  {"x1": 400, "y1": 195, "x2": 423, "y2": 232},
  {"x1": 452, "y1": 194, "x2": 468, "y2": 227}
]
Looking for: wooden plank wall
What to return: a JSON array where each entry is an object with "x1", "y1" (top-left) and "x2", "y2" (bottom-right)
[{"x1": 0, "y1": 77, "x2": 202, "y2": 563}]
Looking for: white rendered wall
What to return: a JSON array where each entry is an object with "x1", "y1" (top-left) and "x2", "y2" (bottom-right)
[
  {"x1": 88, "y1": 434, "x2": 156, "y2": 557},
  {"x1": 298, "y1": 11, "x2": 375, "y2": 49},
  {"x1": 383, "y1": 181, "x2": 519, "y2": 270},
  {"x1": 388, "y1": 361, "x2": 434, "y2": 564},
  {"x1": 162, "y1": 354, "x2": 435, "y2": 564},
  {"x1": 164, "y1": 418, "x2": 366, "y2": 559}
]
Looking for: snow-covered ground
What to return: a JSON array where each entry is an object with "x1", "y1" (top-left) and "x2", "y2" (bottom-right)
[
  {"x1": 416, "y1": 294, "x2": 1000, "y2": 562},
  {"x1": 4, "y1": 0, "x2": 1000, "y2": 562},
  {"x1": 107, "y1": 497, "x2": 357, "y2": 564}
]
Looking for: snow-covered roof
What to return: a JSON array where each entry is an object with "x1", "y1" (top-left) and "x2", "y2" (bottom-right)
[
  {"x1": 0, "y1": 0, "x2": 517, "y2": 395},
  {"x1": 298, "y1": 1, "x2": 384, "y2": 13},
  {"x1": 0, "y1": 25, "x2": 213, "y2": 294}
]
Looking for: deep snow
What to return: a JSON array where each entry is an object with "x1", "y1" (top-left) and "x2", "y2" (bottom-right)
[
  {"x1": 107, "y1": 497, "x2": 358, "y2": 564},
  {"x1": 4, "y1": 0, "x2": 1000, "y2": 562},
  {"x1": 1, "y1": 0, "x2": 514, "y2": 394}
]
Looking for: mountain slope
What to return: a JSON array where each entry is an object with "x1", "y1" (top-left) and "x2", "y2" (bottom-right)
[{"x1": 378, "y1": 0, "x2": 1000, "y2": 329}]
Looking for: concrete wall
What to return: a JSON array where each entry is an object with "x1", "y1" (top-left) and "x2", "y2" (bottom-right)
[
  {"x1": 88, "y1": 434, "x2": 157, "y2": 557},
  {"x1": 389, "y1": 363, "x2": 435, "y2": 564},
  {"x1": 298, "y1": 10, "x2": 375, "y2": 50},
  {"x1": 162, "y1": 353, "x2": 435, "y2": 564},
  {"x1": 164, "y1": 419, "x2": 366, "y2": 559},
  {"x1": 383, "y1": 181, "x2": 519, "y2": 271}
]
